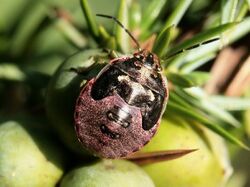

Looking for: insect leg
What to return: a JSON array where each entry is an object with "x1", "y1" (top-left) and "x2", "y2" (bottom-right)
[
  {"x1": 103, "y1": 48, "x2": 119, "y2": 59},
  {"x1": 69, "y1": 66, "x2": 95, "y2": 75}
]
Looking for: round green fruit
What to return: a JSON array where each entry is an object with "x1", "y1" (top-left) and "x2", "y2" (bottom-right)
[
  {"x1": 141, "y1": 117, "x2": 232, "y2": 187},
  {"x1": 60, "y1": 159, "x2": 155, "y2": 187},
  {"x1": 46, "y1": 49, "x2": 109, "y2": 156},
  {"x1": 0, "y1": 120, "x2": 65, "y2": 187}
]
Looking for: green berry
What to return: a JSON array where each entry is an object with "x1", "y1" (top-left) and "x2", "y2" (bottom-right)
[
  {"x1": 61, "y1": 159, "x2": 155, "y2": 187},
  {"x1": 141, "y1": 117, "x2": 232, "y2": 187},
  {"x1": 0, "y1": 120, "x2": 65, "y2": 187},
  {"x1": 46, "y1": 49, "x2": 109, "y2": 156}
]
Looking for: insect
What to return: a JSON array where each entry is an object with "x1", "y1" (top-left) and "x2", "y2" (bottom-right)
[
  {"x1": 74, "y1": 14, "x2": 168, "y2": 159},
  {"x1": 73, "y1": 14, "x2": 219, "y2": 159}
]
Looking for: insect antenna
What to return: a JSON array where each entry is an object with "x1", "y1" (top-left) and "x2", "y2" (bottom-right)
[
  {"x1": 96, "y1": 14, "x2": 141, "y2": 51},
  {"x1": 165, "y1": 37, "x2": 220, "y2": 60}
]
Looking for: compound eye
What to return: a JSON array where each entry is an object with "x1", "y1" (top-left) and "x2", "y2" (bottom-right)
[
  {"x1": 135, "y1": 54, "x2": 144, "y2": 61},
  {"x1": 149, "y1": 53, "x2": 153, "y2": 58},
  {"x1": 147, "y1": 53, "x2": 154, "y2": 62},
  {"x1": 145, "y1": 54, "x2": 154, "y2": 67}
]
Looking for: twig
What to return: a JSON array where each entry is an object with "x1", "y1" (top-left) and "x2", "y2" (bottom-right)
[
  {"x1": 225, "y1": 56, "x2": 250, "y2": 96},
  {"x1": 205, "y1": 47, "x2": 247, "y2": 94}
]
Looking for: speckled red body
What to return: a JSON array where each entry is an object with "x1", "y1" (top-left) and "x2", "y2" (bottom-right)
[{"x1": 74, "y1": 50, "x2": 168, "y2": 158}]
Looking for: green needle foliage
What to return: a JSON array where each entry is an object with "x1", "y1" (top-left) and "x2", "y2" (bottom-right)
[
  {"x1": 152, "y1": 25, "x2": 174, "y2": 57},
  {"x1": 115, "y1": 0, "x2": 130, "y2": 53},
  {"x1": 163, "y1": 0, "x2": 193, "y2": 30},
  {"x1": 80, "y1": 0, "x2": 100, "y2": 39}
]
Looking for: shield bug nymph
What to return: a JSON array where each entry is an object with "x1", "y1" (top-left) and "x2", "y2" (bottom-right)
[{"x1": 74, "y1": 14, "x2": 168, "y2": 159}]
